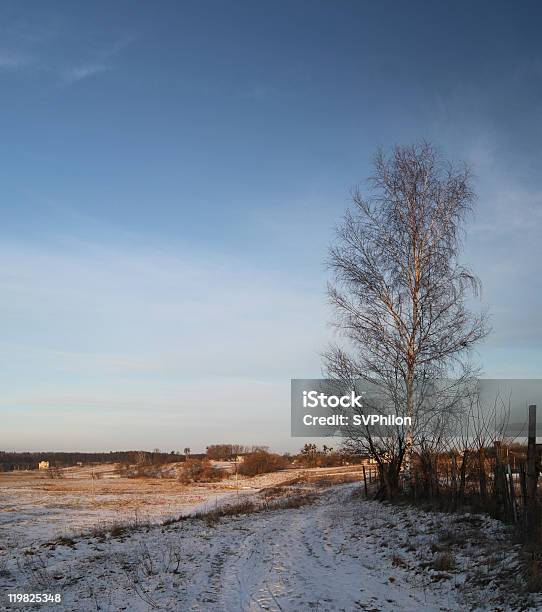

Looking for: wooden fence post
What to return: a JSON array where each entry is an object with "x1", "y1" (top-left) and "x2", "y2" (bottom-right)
[
  {"x1": 507, "y1": 464, "x2": 517, "y2": 523},
  {"x1": 526, "y1": 405, "x2": 539, "y2": 538},
  {"x1": 520, "y1": 462, "x2": 528, "y2": 516},
  {"x1": 494, "y1": 441, "x2": 503, "y2": 514},
  {"x1": 451, "y1": 454, "x2": 457, "y2": 504}
]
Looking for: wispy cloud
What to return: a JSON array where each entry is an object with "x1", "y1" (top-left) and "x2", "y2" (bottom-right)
[
  {"x1": 0, "y1": 53, "x2": 32, "y2": 70},
  {"x1": 0, "y1": 238, "x2": 326, "y2": 450},
  {"x1": 0, "y1": 24, "x2": 133, "y2": 83},
  {"x1": 59, "y1": 34, "x2": 133, "y2": 83},
  {"x1": 62, "y1": 63, "x2": 112, "y2": 83},
  {"x1": 0, "y1": 239, "x2": 325, "y2": 377}
]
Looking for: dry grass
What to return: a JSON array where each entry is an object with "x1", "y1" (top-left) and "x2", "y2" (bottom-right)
[
  {"x1": 391, "y1": 554, "x2": 408, "y2": 568},
  {"x1": 173, "y1": 492, "x2": 317, "y2": 528},
  {"x1": 80, "y1": 516, "x2": 153, "y2": 541},
  {"x1": 350, "y1": 486, "x2": 369, "y2": 500},
  {"x1": 194, "y1": 500, "x2": 258, "y2": 526},
  {"x1": 0, "y1": 554, "x2": 9, "y2": 579},
  {"x1": 1, "y1": 464, "x2": 365, "y2": 548},
  {"x1": 438, "y1": 528, "x2": 467, "y2": 547},
  {"x1": 431, "y1": 551, "x2": 456, "y2": 572},
  {"x1": 305, "y1": 473, "x2": 362, "y2": 487},
  {"x1": 43, "y1": 536, "x2": 76, "y2": 549}
]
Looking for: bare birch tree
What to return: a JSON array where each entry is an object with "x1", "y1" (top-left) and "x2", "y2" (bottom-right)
[{"x1": 325, "y1": 142, "x2": 488, "y2": 498}]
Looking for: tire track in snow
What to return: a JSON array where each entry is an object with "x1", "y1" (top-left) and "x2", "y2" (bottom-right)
[{"x1": 216, "y1": 488, "x2": 360, "y2": 611}]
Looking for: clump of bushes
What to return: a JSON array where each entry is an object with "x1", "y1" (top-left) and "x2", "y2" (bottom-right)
[
  {"x1": 295, "y1": 443, "x2": 347, "y2": 468},
  {"x1": 238, "y1": 451, "x2": 289, "y2": 477},
  {"x1": 431, "y1": 551, "x2": 456, "y2": 572},
  {"x1": 177, "y1": 459, "x2": 225, "y2": 484},
  {"x1": 205, "y1": 444, "x2": 269, "y2": 460}
]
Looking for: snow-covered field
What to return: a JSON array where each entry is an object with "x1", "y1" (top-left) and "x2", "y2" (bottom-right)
[
  {"x1": 0, "y1": 464, "x2": 362, "y2": 549},
  {"x1": 1, "y1": 483, "x2": 538, "y2": 611}
]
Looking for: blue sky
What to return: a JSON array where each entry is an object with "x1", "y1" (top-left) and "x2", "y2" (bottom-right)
[{"x1": 1, "y1": 1, "x2": 542, "y2": 452}]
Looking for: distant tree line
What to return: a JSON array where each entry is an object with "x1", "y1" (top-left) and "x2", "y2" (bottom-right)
[
  {"x1": 0, "y1": 450, "x2": 204, "y2": 471},
  {"x1": 295, "y1": 444, "x2": 371, "y2": 468},
  {"x1": 1, "y1": 443, "x2": 372, "y2": 472},
  {"x1": 205, "y1": 444, "x2": 269, "y2": 461}
]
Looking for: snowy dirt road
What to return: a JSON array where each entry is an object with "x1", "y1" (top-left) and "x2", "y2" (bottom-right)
[
  {"x1": 210, "y1": 492, "x2": 441, "y2": 612},
  {"x1": 2, "y1": 484, "x2": 538, "y2": 611}
]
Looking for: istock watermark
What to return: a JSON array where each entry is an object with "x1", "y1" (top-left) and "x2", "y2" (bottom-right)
[
  {"x1": 302, "y1": 413, "x2": 411, "y2": 427},
  {"x1": 292, "y1": 379, "x2": 413, "y2": 437},
  {"x1": 301, "y1": 390, "x2": 411, "y2": 426},
  {"x1": 291, "y1": 378, "x2": 542, "y2": 438}
]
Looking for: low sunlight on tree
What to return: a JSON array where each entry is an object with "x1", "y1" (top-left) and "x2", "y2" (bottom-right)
[{"x1": 325, "y1": 142, "x2": 489, "y2": 498}]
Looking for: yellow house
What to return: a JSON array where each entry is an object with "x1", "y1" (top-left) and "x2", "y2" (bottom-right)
[{"x1": 38, "y1": 460, "x2": 49, "y2": 470}]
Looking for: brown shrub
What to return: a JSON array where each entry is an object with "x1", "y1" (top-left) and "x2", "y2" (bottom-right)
[
  {"x1": 109, "y1": 524, "x2": 126, "y2": 538},
  {"x1": 296, "y1": 444, "x2": 346, "y2": 467},
  {"x1": 177, "y1": 459, "x2": 225, "y2": 484},
  {"x1": 238, "y1": 451, "x2": 288, "y2": 477},
  {"x1": 432, "y1": 552, "x2": 456, "y2": 572},
  {"x1": 315, "y1": 452, "x2": 345, "y2": 467}
]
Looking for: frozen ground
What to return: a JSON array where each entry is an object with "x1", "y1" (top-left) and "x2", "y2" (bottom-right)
[
  {"x1": 0, "y1": 464, "x2": 362, "y2": 549},
  {"x1": 1, "y1": 483, "x2": 538, "y2": 611}
]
